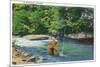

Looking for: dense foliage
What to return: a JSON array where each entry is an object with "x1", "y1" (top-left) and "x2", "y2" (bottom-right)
[{"x1": 12, "y1": 4, "x2": 94, "y2": 36}]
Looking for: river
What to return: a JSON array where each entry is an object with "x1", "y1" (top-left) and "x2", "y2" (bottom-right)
[{"x1": 15, "y1": 38, "x2": 94, "y2": 63}]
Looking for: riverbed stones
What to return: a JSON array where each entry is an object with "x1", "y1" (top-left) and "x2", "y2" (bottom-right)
[{"x1": 26, "y1": 56, "x2": 43, "y2": 63}]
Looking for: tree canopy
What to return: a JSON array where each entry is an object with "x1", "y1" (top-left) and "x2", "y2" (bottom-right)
[{"x1": 12, "y1": 4, "x2": 94, "y2": 36}]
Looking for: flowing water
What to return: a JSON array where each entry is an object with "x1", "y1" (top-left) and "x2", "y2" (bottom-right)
[{"x1": 16, "y1": 38, "x2": 94, "y2": 63}]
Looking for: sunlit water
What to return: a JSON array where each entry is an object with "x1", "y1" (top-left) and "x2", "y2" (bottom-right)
[{"x1": 16, "y1": 38, "x2": 94, "y2": 63}]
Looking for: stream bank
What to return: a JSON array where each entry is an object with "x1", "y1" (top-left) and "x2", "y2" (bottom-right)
[{"x1": 21, "y1": 33, "x2": 93, "y2": 44}]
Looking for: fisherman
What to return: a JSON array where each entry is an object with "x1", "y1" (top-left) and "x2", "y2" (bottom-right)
[
  {"x1": 48, "y1": 29, "x2": 65, "y2": 56},
  {"x1": 48, "y1": 37, "x2": 58, "y2": 55}
]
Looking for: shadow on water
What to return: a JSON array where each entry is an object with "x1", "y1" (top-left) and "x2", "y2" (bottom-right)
[{"x1": 17, "y1": 38, "x2": 94, "y2": 63}]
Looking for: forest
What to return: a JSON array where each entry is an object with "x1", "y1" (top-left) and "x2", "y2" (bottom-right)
[{"x1": 12, "y1": 4, "x2": 94, "y2": 37}]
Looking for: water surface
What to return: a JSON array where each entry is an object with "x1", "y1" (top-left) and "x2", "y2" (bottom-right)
[{"x1": 17, "y1": 38, "x2": 94, "y2": 63}]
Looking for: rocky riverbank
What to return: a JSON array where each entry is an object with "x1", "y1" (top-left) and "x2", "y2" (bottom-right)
[
  {"x1": 66, "y1": 32, "x2": 94, "y2": 44},
  {"x1": 12, "y1": 47, "x2": 44, "y2": 65},
  {"x1": 12, "y1": 35, "x2": 48, "y2": 65},
  {"x1": 12, "y1": 47, "x2": 32, "y2": 65}
]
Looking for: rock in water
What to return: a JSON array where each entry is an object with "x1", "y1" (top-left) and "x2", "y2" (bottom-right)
[
  {"x1": 59, "y1": 52, "x2": 64, "y2": 56},
  {"x1": 21, "y1": 52, "x2": 32, "y2": 57},
  {"x1": 26, "y1": 56, "x2": 43, "y2": 63},
  {"x1": 58, "y1": 51, "x2": 65, "y2": 57},
  {"x1": 34, "y1": 56, "x2": 43, "y2": 63}
]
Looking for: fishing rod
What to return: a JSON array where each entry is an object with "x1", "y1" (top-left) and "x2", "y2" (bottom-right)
[{"x1": 59, "y1": 27, "x2": 65, "y2": 56}]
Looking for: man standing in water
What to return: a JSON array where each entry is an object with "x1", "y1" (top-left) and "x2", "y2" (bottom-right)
[
  {"x1": 48, "y1": 30, "x2": 65, "y2": 56},
  {"x1": 48, "y1": 37, "x2": 58, "y2": 55}
]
